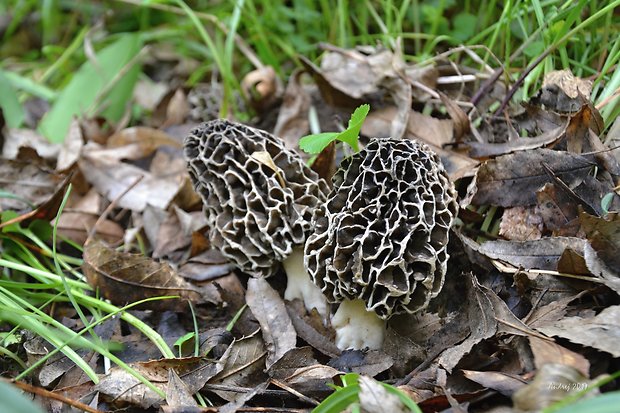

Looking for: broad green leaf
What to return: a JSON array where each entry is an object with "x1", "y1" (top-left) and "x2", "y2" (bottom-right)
[
  {"x1": 299, "y1": 132, "x2": 339, "y2": 154},
  {"x1": 299, "y1": 104, "x2": 370, "y2": 154},
  {"x1": 338, "y1": 104, "x2": 370, "y2": 152},
  {"x1": 313, "y1": 372, "x2": 422, "y2": 413},
  {"x1": 38, "y1": 33, "x2": 142, "y2": 143},
  {"x1": 312, "y1": 384, "x2": 360, "y2": 413},
  {"x1": 549, "y1": 391, "x2": 620, "y2": 413},
  {"x1": 0, "y1": 70, "x2": 25, "y2": 128}
]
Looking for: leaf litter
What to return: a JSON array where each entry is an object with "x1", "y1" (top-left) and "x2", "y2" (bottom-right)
[{"x1": 1, "y1": 39, "x2": 620, "y2": 413}]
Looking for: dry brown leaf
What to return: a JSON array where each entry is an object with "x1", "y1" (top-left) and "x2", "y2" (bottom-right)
[
  {"x1": 534, "y1": 305, "x2": 620, "y2": 357},
  {"x1": 328, "y1": 350, "x2": 393, "y2": 378},
  {"x1": 556, "y1": 248, "x2": 590, "y2": 275},
  {"x1": 363, "y1": 107, "x2": 453, "y2": 148},
  {"x1": 267, "y1": 347, "x2": 335, "y2": 399},
  {"x1": 107, "y1": 126, "x2": 182, "y2": 156},
  {"x1": 2, "y1": 128, "x2": 60, "y2": 160},
  {"x1": 439, "y1": 91, "x2": 470, "y2": 141},
  {"x1": 0, "y1": 159, "x2": 64, "y2": 213},
  {"x1": 532, "y1": 70, "x2": 592, "y2": 114},
  {"x1": 528, "y1": 336, "x2": 590, "y2": 376},
  {"x1": 438, "y1": 274, "x2": 497, "y2": 373},
  {"x1": 461, "y1": 370, "x2": 527, "y2": 396},
  {"x1": 383, "y1": 329, "x2": 426, "y2": 377},
  {"x1": 56, "y1": 118, "x2": 84, "y2": 172},
  {"x1": 299, "y1": 52, "x2": 372, "y2": 107},
  {"x1": 250, "y1": 151, "x2": 286, "y2": 187},
  {"x1": 163, "y1": 88, "x2": 190, "y2": 127},
  {"x1": 133, "y1": 78, "x2": 169, "y2": 111},
  {"x1": 166, "y1": 369, "x2": 198, "y2": 408},
  {"x1": 499, "y1": 206, "x2": 543, "y2": 241},
  {"x1": 565, "y1": 104, "x2": 603, "y2": 153},
  {"x1": 285, "y1": 364, "x2": 342, "y2": 390},
  {"x1": 79, "y1": 153, "x2": 183, "y2": 211},
  {"x1": 464, "y1": 149, "x2": 595, "y2": 207},
  {"x1": 285, "y1": 300, "x2": 340, "y2": 358},
  {"x1": 358, "y1": 375, "x2": 411, "y2": 413},
  {"x1": 475, "y1": 237, "x2": 585, "y2": 271},
  {"x1": 178, "y1": 249, "x2": 233, "y2": 282},
  {"x1": 246, "y1": 277, "x2": 297, "y2": 369},
  {"x1": 96, "y1": 354, "x2": 230, "y2": 409},
  {"x1": 301, "y1": 46, "x2": 412, "y2": 138},
  {"x1": 512, "y1": 363, "x2": 593, "y2": 412},
  {"x1": 82, "y1": 239, "x2": 204, "y2": 311},
  {"x1": 54, "y1": 210, "x2": 123, "y2": 245},
  {"x1": 536, "y1": 182, "x2": 579, "y2": 235},
  {"x1": 268, "y1": 347, "x2": 318, "y2": 379},
  {"x1": 209, "y1": 334, "x2": 268, "y2": 402},
  {"x1": 152, "y1": 207, "x2": 207, "y2": 260},
  {"x1": 580, "y1": 211, "x2": 620, "y2": 293},
  {"x1": 311, "y1": 140, "x2": 337, "y2": 184},
  {"x1": 544, "y1": 70, "x2": 593, "y2": 100}
]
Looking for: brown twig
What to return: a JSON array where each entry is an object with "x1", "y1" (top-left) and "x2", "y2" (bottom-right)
[
  {"x1": 270, "y1": 378, "x2": 319, "y2": 406},
  {"x1": 4, "y1": 378, "x2": 104, "y2": 413}
]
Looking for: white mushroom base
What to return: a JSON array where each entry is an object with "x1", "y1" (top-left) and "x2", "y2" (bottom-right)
[
  {"x1": 283, "y1": 247, "x2": 328, "y2": 318},
  {"x1": 331, "y1": 298, "x2": 386, "y2": 350}
]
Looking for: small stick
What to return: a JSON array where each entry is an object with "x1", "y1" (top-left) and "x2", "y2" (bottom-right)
[{"x1": 3, "y1": 378, "x2": 104, "y2": 413}]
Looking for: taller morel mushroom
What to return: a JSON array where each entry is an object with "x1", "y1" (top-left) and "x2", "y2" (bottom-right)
[
  {"x1": 185, "y1": 119, "x2": 330, "y2": 316},
  {"x1": 305, "y1": 138, "x2": 458, "y2": 350}
]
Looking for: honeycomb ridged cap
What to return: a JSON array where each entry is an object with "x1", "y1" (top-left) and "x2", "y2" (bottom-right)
[
  {"x1": 305, "y1": 138, "x2": 458, "y2": 319},
  {"x1": 185, "y1": 119, "x2": 330, "y2": 278}
]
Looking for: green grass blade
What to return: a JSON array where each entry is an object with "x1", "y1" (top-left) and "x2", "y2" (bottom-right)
[
  {"x1": 549, "y1": 391, "x2": 620, "y2": 413},
  {"x1": 38, "y1": 33, "x2": 142, "y2": 142},
  {"x1": 0, "y1": 70, "x2": 25, "y2": 128}
]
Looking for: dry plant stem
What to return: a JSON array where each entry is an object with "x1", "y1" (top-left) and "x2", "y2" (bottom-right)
[
  {"x1": 282, "y1": 246, "x2": 328, "y2": 318},
  {"x1": 331, "y1": 298, "x2": 386, "y2": 350},
  {"x1": 5, "y1": 378, "x2": 104, "y2": 413}
]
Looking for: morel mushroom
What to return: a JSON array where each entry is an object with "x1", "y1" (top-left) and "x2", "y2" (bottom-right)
[
  {"x1": 185, "y1": 119, "x2": 330, "y2": 316},
  {"x1": 305, "y1": 138, "x2": 458, "y2": 350}
]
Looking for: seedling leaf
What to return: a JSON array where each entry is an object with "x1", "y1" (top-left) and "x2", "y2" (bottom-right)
[
  {"x1": 601, "y1": 192, "x2": 615, "y2": 214},
  {"x1": 299, "y1": 132, "x2": 339, "y2": 154},
  {"x1": 299, "y1": 104, "x2": 370, "y2": 154}
]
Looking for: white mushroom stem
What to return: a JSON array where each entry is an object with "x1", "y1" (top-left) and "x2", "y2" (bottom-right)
[
  {"x1": 283, "y1": 246, "x2": 329, "y2": 318},
  {"x1": 331, "y1": 298, "x2": 386, "y2": 350}
]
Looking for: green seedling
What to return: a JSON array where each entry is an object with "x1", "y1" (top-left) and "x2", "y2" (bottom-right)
[
  {"x1": 299, "y1": 104, "x2": 370, "y2": 154},
  {"x1": 313, "y1": 373, "x2": 422, "y2": 413}
]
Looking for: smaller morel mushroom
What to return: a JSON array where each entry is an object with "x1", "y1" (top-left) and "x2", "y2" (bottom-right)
[
  {"x1": 305, "y1": 138, "x2": 458, "y2": 350},
  {"x1": 185, "y1": 119, "x2": 330, "y2": 316}
]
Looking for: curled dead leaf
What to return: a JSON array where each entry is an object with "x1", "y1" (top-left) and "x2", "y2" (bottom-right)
[{"x1": 242, "y1": 66, "x2": 281, "y2": 112}]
